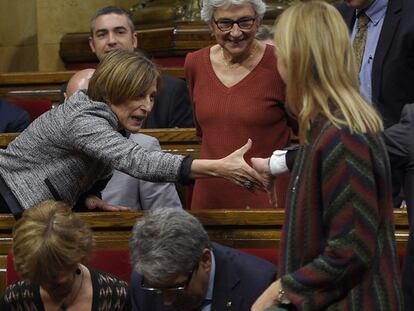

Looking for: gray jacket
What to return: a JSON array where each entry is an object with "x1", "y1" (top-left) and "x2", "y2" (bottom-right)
[
  {"x1": 101, "y1": 133, "x2": 182, "y2": 210},
  {"x1": 0, "y1": 91, "x2": 185, "y2": 211}
]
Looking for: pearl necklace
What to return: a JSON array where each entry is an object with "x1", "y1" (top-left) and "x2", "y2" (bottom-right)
[{"x1": 221, "y1": 42, "x2": 258, "y2": 69}]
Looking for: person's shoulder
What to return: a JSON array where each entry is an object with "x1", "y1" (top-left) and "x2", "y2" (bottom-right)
[
  {"x1": 67, "y1": 91, "x2": 117, "y2": 124},
  {"x1": 213, "y1": 243, "x2": 276, "y2": 272},
  {"x1": 129, "y1": 133, "x2": 159, "y2": 149},
  {"x1": 0, "y1": 100, "x2": 27, "y2": 115},
  {"x1": 91, "y1": 269, "x2": 130, "y2": 310},
  {"x1": 92, "y1": 268, "x2": 129, "y2": 289},
  {"x1": 1, "y1": 280, "x2": 37, "y2": 305},
  {"x1": 401, "y1": 103, "x2": 414, "y2": 118},
  {"x1": 161, "y1": 75, "x2": 186, "y2": 87},
  {"x1": 184, "y1": 46, "x2": 210, "y2": 65},
  {"x1": 335, "y1": 2, "x2": 351, "y2": 14}
]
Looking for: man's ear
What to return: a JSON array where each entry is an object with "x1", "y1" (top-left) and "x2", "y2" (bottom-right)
[
  {"x1": 199, "y1": 248, "x2": 212, "y2": 272},
  {"x1": 89, "y1": 36, "x2": 96, "y2": 53},
  {"x1": 133, "y1": 31, "x2": 138, "y2": 49}
]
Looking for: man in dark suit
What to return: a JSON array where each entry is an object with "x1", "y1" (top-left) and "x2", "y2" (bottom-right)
[
  {"x1": 336, "y1": 4, "x2": 414, "y2": 307},
  {"x1": 64, "y1": 6, "x2": 194, "y2": 129},
  {"x1": 384, "y1": 103, "x2": 414, "y2": 311},
  {"x1": 129, "y1": 209, "x2": 277, "y2": 311},
  {"x1": 0, "y1": 100, "x2": 30, "y2": 133},
  {"x1": 337, "y1": 0, "x2": 414, "y2": 128}
]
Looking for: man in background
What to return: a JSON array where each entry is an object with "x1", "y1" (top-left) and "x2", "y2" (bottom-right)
[
  {"x1": 65, "y1": 5, "x2": 194, "y2": 129},
  {"x1": 0, "y1": 100, "x2": 30, "y2": 133}
]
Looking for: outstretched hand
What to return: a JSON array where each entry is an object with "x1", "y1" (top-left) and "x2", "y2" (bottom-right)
[
  {"x1": 251, "y1": 157, "x2": 277, "y2": 207},
  {"x1": 217, "y1": 139, "x2": 265, "y2": 191},
  {"x1": 85, "y1": 195, "x2": 131, "y2": 212}
]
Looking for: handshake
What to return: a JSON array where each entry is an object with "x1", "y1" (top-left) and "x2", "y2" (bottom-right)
[{"x1": 214, "y1": 139, "x2": 297, "y2": 208}]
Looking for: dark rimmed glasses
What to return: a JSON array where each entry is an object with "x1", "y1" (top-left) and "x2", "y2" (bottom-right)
[
  {"x1": 214, "y1": 17, "x2": 256, "y2": 32},
  {"x1": 141, "y1": 269, "x2": 195, "y2": 295}
]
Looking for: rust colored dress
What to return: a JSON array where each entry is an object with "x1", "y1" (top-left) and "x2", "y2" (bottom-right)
[{"x1": 185, "y1": 44, "x2": 291, "y2": 209}]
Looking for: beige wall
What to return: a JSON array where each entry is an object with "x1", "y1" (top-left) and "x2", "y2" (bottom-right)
[
  {"x1": 0, "y1": 1, "x2": 38, "y2": 72},
  {"x1": 0, "y1": 0, "x2": 136, "y2": 73}
]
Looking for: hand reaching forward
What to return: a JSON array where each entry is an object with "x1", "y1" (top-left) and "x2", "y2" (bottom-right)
[
  {"x1": 190, "y1": 139, "x2": 265, "y2": 191},
  {"x1": 251, "y1": 157, "x2": 277, "y2": 207},
  {"x1": 85, "y1": 195, "x2": 131, "y2": 212}
]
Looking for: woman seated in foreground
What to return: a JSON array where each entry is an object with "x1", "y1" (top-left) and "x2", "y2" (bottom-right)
[{"x1": 0, "y1": 200, "x2": 130, "y2": 311}]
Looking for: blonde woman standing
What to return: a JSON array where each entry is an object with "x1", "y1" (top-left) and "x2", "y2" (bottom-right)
[{"x1": 251, "y1": 1, "x2": 403, "y2": 310}]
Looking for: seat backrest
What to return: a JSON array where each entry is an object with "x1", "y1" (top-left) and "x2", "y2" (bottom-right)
[
  {"x1": 8, "y1": 99, "x2": 53, "y2": 122},
  {"x1": 6, "y1": 248, "x2": 132, "y2": 285}
]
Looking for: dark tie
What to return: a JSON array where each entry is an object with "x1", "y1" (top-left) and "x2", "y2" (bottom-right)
[{"x1": 353, "y1": 11, "x2": 369, "y2": 71}]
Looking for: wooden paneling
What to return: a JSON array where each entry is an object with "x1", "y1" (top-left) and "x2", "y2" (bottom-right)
[
  {"x1": 60, "y1": 23, "x2": 215, "y2": 64},
  {"x1": 0, "y1": 71, "x2": 75, "y2": 104},
  {"x1": 0, "y1": 69, "x2": 185, "y2": 105}
]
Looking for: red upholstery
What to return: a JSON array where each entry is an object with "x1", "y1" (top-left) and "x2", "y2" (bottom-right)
[
  {"x1": 8, "y1": 99, "x2": 53, "y2": 122},
  {"x1": 6, "y1": 249, "x2": 132, "y2": 285},
  {"x1": 6, "y1": 246, "x2": 406, "y2": 286}
]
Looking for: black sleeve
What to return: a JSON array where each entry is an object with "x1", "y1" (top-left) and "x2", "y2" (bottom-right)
[
  {"x1": 73, "y1": 176, "x2": 112, "y2": 211},
  {"x1": 177, "y1": 155, "x2": 194, "y2": 186}
]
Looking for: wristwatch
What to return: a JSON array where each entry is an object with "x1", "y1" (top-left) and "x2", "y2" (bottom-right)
[{"x1": 277, "y1": 287, "x2": 291, "y2": 305}]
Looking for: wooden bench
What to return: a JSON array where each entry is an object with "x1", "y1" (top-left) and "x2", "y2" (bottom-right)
[
  {"x1": 0, "y1": 209, "x2": 409, "y2": 293},
  {"x1": 0, "y1": 129, "x2": 200, "y2": 159},
  {"x1": 0, "y1": 69, "x2": 185, "y2": 106}
]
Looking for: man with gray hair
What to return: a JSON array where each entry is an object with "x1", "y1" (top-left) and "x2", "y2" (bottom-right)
[{"x1": 129, "y1": 208, "x2": 277, "y2": 311}]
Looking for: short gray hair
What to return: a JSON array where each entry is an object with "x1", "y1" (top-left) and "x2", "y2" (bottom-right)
[
  {"x1": 90, "y1": 6, "x2": 135, "y2": 34},
  {"x1": 200, "y1": 0, "x2": 266, "y2": 22},
  {"x1": 129, "y1": 209, "x2": 211, "y2": 285}
]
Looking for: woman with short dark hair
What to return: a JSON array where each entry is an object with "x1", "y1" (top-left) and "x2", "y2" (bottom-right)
[{"x1": 0, "y1": 50, "x2": 263, "y2": 217}]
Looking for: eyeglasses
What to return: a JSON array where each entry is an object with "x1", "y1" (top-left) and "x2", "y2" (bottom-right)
[
  {"x1": 214, "y1": 17, "x2": 256, "y2": 32},
  {"x1": 141, "y1": 269, "x2": 195, "y2": 295}
]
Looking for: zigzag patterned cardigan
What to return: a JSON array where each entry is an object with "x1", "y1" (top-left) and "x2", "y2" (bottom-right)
[{"x1": 279, "y1": 116, "x2": 403, "y2": 310}]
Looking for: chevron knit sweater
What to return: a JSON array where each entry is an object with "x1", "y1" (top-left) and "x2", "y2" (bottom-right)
[
  {"x1": 0, "y1": 91, "x2": 185, "y2": 211},
  {"x1": 279, "y1": 116, "x2": 403, "y2": 310}
]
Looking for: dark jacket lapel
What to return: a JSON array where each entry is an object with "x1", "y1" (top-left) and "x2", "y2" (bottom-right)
[
  {"x1": 210, "y1": 243, "x2": 243, "y2": 311},
  {"x1": 372, "y1": 0, "x2": 402, "y2": 102}
]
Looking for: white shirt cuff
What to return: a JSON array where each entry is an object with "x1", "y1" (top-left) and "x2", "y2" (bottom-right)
[{"x1": 269, "y1": 150, "x2": 288, "y2": 175}]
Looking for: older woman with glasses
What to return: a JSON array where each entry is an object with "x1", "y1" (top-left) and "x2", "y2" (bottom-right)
[{"x1": 185, "y1": 0, "x2": 292, "y2": 210}]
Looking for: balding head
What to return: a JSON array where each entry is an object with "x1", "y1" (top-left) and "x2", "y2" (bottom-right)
[{"x1": 66, "y1": 69, "x2": 95, "y2": 99}]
